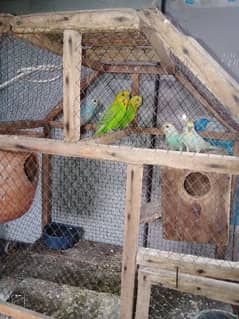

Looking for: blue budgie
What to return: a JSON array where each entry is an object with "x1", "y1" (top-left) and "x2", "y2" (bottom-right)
[
  {"x1": 162, "y1": 122, "x2": 184, "y2": 151},
  {"x1": 181, "y1": 121, "x2": 224, "y2": 153},
  {"x1": 80, "y1": 98, "x2": 102, "y2": 126}
]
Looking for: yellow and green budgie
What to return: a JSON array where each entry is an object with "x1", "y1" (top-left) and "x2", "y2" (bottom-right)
[
  {"x1": 95, "y1": 90, "x2": 130, "y2": 136},
  {"x1": 118, "y1": 95, "x2": 143, "y2": 129}
]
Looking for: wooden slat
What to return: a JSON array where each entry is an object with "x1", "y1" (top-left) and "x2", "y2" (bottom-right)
[
  {"x1": 0, "y1": 14, "x2": 14, "y2": 33},
  {"x1": 137, "y1": 247, "x2": 239, "y2": 282},
  {"x1": 0, "y1": 120, "x2": 46, "y2": 130},
  {"x1": 0, "y1": 300, "x2": 51, "y2": 319},
  {"x1": 120, "y1": 164, "x2": 144, "y2": 319},
  {"x1": 139, "y1": 9, "x2": 239, "y2": 120},
  {"x1": 63, "y1": 30, "x2": 82, "y2": 142},
  {"x1": 0, "y1": 130, "x2": 44, "y2": 137},
  {"x1": 104, "y1": 64, "x2": 164, "y2": 75},
  {"x1": 131, "y1": 73, "x2": 140, "y2": 96},
  {"x1": 0, "y1": 135, "x2": 239, "y2": 175},
  {"x1": 141, "y1": 267, "x2": 239, "y2": 306},
  {"x1": 12, "y1": 9, "x2": 140, "y2": 33},
  {"x1": 139, "y1": 14, "x2": 175, "y2": 74},
  {"x1": 42, "y1": 125, "x2": 51, "y2": 228},
  {"x1": 135, "y1": 271, "x2": 152, "y2": 319}
]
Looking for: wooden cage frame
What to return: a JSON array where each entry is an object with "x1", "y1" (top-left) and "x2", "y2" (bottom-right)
[{"x1": 0, "y1": 8, "x2": 239, "y2": 319}]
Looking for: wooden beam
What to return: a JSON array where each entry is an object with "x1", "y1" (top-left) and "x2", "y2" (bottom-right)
[
  {"x1": 139, "y1": 9, "x2": 239, "y2": 120},
  {"x1": 175, "y1": 72, "x2": 239, "y2": 133},
  {"x1": 120, "y1": 164, "x2": 144, "y2": 319},
  {"x1": 0, "y1": 120, "x2": 46, "y2": 130},
  {"x1": 104, "y1": 64, "x2": 164, "y2": 75},
  {"x1": 0, "y1": 300, "x2": 51, "y2": 319},
  {"x1": 63, "y1": 30, "x2": 82, "y2": 142},
  {"x1": 42, "y1": 125, "x2": 51, "y2": 228},
  {"x1": 135, "y1": 271, "x2": 152, "y2": 319},
  {"x1": 137, "y1": 247, "x2": 239, "y2": 282},
  {"x1": 0, "y1": 130, "x2": 44, "y2": 137},
  {"x1": 139, "y1": 13, "x2": 175, "y2": 74},
  {"x1": 12, "y1": 9, "x2": 140, "y2": 33},
  {"x1": 1, "y1": 135, "x2": 239, "y2": 175},
  {"x1": 141, "y1": 267, "x2": 239, "y2": 306},
  {"x1": 131, "y1": 73, "x2": 140, "y2": 96},
  {"x1": 0, "y1": 14, "x2": 14, "y2": 33}
]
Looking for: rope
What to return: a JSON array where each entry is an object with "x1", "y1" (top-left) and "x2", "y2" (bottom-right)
[{"x1": 0, "y1": 64, "x2": 62, "y2": 90}]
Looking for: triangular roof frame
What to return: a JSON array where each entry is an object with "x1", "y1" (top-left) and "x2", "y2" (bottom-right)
[{"x1": 1, "y1": 8, "x2": 239, "y2": 132}]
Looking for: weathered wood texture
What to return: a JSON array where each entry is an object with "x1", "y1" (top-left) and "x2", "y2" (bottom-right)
[
  {"x1": 0, "y1": 14, "x2": 14, "y2": 33},
  {"x1": 63, "y1": 30, "x2": 82, "y2": 142},
  {"x1": 0, "y1": 135, "x2": 239, "y2": 175},
  {"x1": 0, "y1": 120, "x2": 47, "y2": 130},
  {"x1": 161, "y1": 168, "x2": 231, "y2": 246},
  {"x1": 41, "y1": 125, "x2": 51, "y2": 228},
  {"x1": 120, "y1": 164, "x2": 143, "y2": 319},
  {"x1": 0, "y1": 300, "x2": 51, "y2": 319},
  {"x1": 137, "y1": 247, "x2": 239, "y2": 282},
  {"x1": 12, "y1": 9, "x2": 140, "y2": 33},
  {"x1": 135, "y1": 271, "x2": 152, "y2": 319},
  {"x1": 139, "y1": 9, "x2": 239, "y2": 121},
  {"x1": 140, "y1": 202, "x2": 161, "y2": 224},
  {"x1": 141, "y1": 267, "x2": 239, "y2": 306}
]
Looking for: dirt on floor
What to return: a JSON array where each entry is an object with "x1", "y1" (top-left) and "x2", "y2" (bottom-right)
[{"x1": 0, "y1": 239, "x2": 237, "y2": 319}]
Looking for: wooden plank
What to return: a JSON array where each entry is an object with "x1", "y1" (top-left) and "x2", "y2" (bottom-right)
[
  {"x1": 140, "y1": 202, "x2": 161, "y2": 224},
  {"x1": 175, "y1": 72, "x2": 239, "y2": 133},
  {"x1": 0, "y1": 14, "x2": 14, "y2": 33},
  {"x1": 137, "y1": 247, "x2": 239, "y2": 282},
  {"x1": 12, "y1": 9, "x2": 140, "y2": 33},
  {"x1": 120, "y1": 164, "x2": 144, "y2": 319},
  {"x1": 104, "y1": 64, "x2": 164, "y2": 75},
  {"x1": 135, "y1": 271, "x2": 152, "y2": 319},
  {"x1": 139, "y1": 9, "x2": 239, "y2": 121},
  {"x1": 42, "y1": 125, "x2": 51, "y2": 228},
  {"x1": 131, "y1": 74, "x2": 140, "y2": 96},
  {"x1": 0, "y1": 120, "x2": 46, "y2": 130},
  {"x1": 0, "y1": 300, "x2": 51, "y2": 319},
  {"x1": 1, "y1": 135, "x2": 239, "y2": 175},
  {"x1": 141, "y1": 267, "x2": 239, "y2": 306},
  {"x1": 161, "y1": 167, "x2": 231, "y2": 246},
  {"x1": 63, "y1": 30, "x2": 82, "y2": 142},
  {"x1": 0, "y1": 130, "x2": 44, "y2": 137}
]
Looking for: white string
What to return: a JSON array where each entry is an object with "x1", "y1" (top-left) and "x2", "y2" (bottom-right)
[{"x1": 0, "y1": 64, "x2": 62, "y2": 90}]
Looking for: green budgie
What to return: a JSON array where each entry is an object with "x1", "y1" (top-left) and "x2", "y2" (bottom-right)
[
  {"x1": 95, "y1": 95, "x2": 129, "y2": 136},
  {"x1": 180, "y1": 121, "x2": 224, "y2": 153},
  {"x1": 118, "y1": 95, "x2": 143, "y2": 129},
  {"x1": 162, "y1": 122, "x2": 183, "y2": 151}
]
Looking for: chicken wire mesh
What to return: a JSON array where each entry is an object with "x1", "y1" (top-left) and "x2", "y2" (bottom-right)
[{"x1": 0, "y1": 27, "x2": 238, "y2": 319}]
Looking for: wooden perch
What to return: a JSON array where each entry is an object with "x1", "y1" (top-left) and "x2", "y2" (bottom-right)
[
  {"x1": 85, "y1": 129, "x2": 131, "y2": 145},
  {"x1": 0, "y1": 119, "x2": 47, "y2": 130}
]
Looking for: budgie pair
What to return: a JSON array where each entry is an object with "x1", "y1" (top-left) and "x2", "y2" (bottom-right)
[
  {"x1": 162, "y1": 121, "x2": 224, "y2": 153},
  {"x1": 95, "y1": 90, "x2": 143, "y2": 136}
]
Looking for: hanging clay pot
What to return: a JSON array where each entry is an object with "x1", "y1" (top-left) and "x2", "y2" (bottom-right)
[{"x1": 0, "y1": 151, "x2": 39, "y2": 223}]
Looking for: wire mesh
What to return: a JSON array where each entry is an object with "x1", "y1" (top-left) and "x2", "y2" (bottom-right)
[{"x1": 0, "y1": 27, "x2": 238, "y2": 319}]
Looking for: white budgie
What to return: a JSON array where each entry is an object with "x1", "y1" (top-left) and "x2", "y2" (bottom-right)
[{"x1": 180, "y1": 121, "x2": 224, "y2": 153}]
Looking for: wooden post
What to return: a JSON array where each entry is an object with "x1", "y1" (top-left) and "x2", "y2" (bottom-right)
[
  {"x1": 41, "y1": 125, "x2": 51, "y2": 227},
  {"x1": 135, "y1": 271, "x2": 152, "y2": 319},
  {"x1": 232, "y1": 141, "x2": 239, "y2": 261},
  {"x1": 131, "y1": 74, "x2": 140, "y2": 96},
  {"x1": 120, "y1": 164, "x2": 144, "y2": 319},
  {"x1": 63, "y1": 30, "x2": 82, "y2": 142}
]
